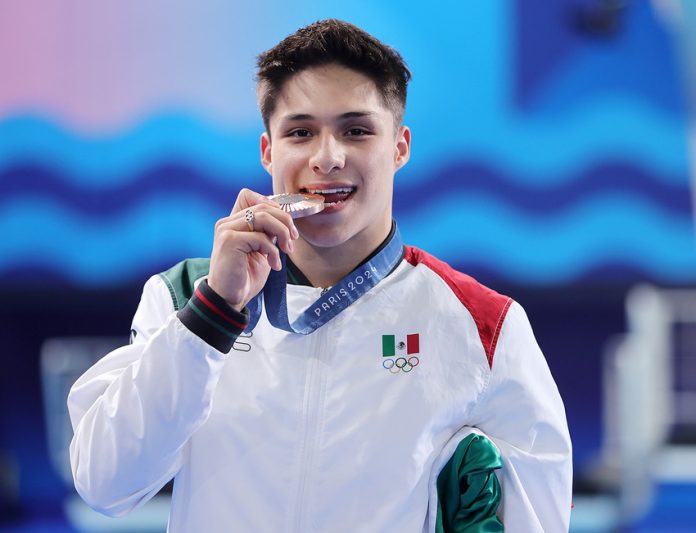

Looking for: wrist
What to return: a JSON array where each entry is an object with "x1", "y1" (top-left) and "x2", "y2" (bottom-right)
[
  {"x1": 177, "y1": 279, "x2": 250, "y2": 353},
  {"x1": 206, "y1": 277, "x2": 245, "y2": 312}
]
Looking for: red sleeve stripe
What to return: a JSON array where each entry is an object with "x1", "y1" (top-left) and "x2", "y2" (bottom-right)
[{"x1": 194, "y1": 286, "x2": 247, "y2": 329}]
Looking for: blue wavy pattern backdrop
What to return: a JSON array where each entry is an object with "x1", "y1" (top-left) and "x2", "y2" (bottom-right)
[{"x1": 0, "y1": 1, "x2": 694, "y2": 286}]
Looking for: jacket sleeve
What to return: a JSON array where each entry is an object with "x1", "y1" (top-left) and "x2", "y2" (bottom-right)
[
  {"x1": 67, "y1": 275, "x2": 230, "y2": 517},
  {"x1": 469, "y1": 301, "x2": 573, "y2": 532},
  {"x1": 433, "y1": 428, "x2": 503, "y2": 533}
]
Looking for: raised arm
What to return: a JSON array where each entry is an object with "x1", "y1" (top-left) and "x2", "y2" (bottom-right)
[{"x1": 68, "y1": 189, "x2": 297, "y2": 516}]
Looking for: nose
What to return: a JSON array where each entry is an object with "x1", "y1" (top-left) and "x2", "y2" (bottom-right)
[{"x1": 309, "y1": 134, "x2": 345, "y2": 176}]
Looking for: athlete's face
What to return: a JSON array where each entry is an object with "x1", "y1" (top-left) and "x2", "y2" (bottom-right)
[{"x1": 260, "y1": 63, "x2": 410, "y2": 253}]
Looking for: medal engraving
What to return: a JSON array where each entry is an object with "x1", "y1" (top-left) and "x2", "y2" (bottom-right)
[{"x1": 268, "y1": 193, "x2": 325, "y2": 219}]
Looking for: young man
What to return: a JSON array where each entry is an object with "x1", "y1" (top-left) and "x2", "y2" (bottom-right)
[{"x1": 68, "y1": 20, "x2": 572, "y2": 532}]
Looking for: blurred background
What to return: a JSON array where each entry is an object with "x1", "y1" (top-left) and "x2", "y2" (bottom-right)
[{"x1": 1, "y1": 0, "x2": 695, "y2": 531}]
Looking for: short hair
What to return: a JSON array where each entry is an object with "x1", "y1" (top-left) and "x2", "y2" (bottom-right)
[{"x1": 256, "y1": 19, "x2": 411, "y2": 135}]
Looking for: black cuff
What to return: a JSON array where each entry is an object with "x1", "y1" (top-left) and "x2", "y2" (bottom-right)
[{"x1": 177, "y1": 279, "x2": 249, "y2": 353}]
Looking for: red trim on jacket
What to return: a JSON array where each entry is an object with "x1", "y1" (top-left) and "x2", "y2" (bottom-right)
[
  {"x1": 194, "y1": 286, "x2": 247, "y2": 329},
  {"x1": 404, "y1": 246, "x2": 513, "y2": 368}
]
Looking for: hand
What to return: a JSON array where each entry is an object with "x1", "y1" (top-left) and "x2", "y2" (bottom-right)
[{"x1": 207, "y1": 189, "x2": 299, "y2": 311}]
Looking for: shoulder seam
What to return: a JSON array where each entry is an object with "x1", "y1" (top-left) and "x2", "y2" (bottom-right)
[
  {"x1": 489, "y1": 297, "x2": 513, "y2": 367},
  {"x1": 157, "y1": 258, "x2": 211, "y2": 312},
  {"x1": 159, "y1": 271, "x2": 181, "y2": 310}
]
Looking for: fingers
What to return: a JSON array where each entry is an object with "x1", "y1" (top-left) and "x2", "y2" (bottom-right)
[
  {"x1": 231, "y1": 188, "x2": 279, "y2": 214},
  {"x1": 212, "y1": 216, "x2": 284, "y2": 271},
  {"x1": 238, "y1": 232, "x2": 283, "y2": 271},
  {"x1": 249, "y1": 210, "x2": 297, "y2": 253},
  {"x1": 212, "y1": 188, "x2": 299, "y2": 278},
  {"x1": 218, "y1": 203, "x2": 298, "y2": 254},
  {"x1": 208, "y1": 190, "x2": 299, "y2": 307}
]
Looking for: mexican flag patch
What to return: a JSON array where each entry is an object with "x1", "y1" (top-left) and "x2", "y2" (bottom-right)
[{"x1": 382, "y1": 334, "x2": 419, "y2": 357}]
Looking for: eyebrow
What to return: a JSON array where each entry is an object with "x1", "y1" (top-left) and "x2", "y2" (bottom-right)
[{"x1": 283, "y1": 111, "x2": 376, "y2": 122}]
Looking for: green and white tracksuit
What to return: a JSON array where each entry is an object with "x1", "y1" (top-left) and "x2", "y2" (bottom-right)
[{"x1": 68, "y1": 244, "x2": 572, "y2": 532}]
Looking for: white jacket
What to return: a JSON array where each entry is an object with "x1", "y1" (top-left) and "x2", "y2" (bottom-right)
[{"x1": 68, "y1": 245, "x2": 572, "y2": 532}]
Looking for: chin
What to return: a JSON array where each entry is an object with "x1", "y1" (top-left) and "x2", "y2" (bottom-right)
[{"x1": 296, "y1": 219, "x2": 353, "y2": 248}]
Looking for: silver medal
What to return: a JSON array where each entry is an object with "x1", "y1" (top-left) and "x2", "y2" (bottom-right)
[{"x1": 268, "y1": 193, "x2": 325, "y2": 219}]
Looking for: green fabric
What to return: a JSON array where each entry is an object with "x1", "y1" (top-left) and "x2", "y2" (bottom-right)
[
  {"x1": 382, "y1": 335, "x2": 396, "y2": 356},
  {"x1": 158, "y1": 258, "x2": 211, "y2": 310},
  {"x1": 159, "y1": 256, "x2": 309, "y2": 310},
  {"x1": 435, "y1": 433, "x2": 504, "y2": 532}
]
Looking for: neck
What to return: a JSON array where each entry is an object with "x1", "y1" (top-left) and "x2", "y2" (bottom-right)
[{"x1": 289, "y1": 224, "x2": 393, "y2": 287}]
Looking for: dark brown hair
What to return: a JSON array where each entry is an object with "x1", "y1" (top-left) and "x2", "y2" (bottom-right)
[{"x1": 256, "y1": 19, "x2": 411, "y2": 135}]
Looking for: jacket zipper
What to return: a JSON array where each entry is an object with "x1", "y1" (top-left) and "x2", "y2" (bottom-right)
[{"x1": 291, "y1": 325, "x2": 329, "y2": 531}]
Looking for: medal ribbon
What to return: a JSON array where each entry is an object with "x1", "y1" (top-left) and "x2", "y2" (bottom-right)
[{"x1": 246, "y1": 226, "x2": 404, "y2": 334}]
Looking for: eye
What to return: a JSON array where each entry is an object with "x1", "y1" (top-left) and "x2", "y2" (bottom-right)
[
  {"x1": 289, "y1": 128, "x2": 312, "y2": 138},
  {"x1": 346, "y1": 127, "x2": 370, "y2": 136}
]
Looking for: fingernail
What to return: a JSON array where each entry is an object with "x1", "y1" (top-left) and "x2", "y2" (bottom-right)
[
  {"x1": 288, "y1": 240, "x2": 294, "y2": 253},
  {"x1": 291, "y1": 225, "x2": 299, "y2": 239}
]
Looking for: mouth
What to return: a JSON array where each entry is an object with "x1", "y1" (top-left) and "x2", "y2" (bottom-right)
[{"x1": 300, "y1": 186, "x2": 356, "y2": 207}]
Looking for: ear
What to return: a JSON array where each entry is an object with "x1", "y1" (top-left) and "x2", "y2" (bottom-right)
[
  {"x1": 394, "y1": 126, "x2": 411, "y2": 171},
  {"x1": 260, "y1": 132, "x2": 272, "y2": 175}
]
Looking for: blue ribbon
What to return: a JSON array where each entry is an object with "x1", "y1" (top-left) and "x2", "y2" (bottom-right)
[{"x1": 247, "y1": 226, "x2": 404, "y2": 334}]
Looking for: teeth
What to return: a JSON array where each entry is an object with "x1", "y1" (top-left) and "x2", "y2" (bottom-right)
[{"x1": 305, "y1": 187, "x2": 354, "y2": 194}]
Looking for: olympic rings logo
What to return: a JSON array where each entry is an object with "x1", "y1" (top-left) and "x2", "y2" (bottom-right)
[{"x1": 383, "y1": 356, "x2": 420, "y2": 373}]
